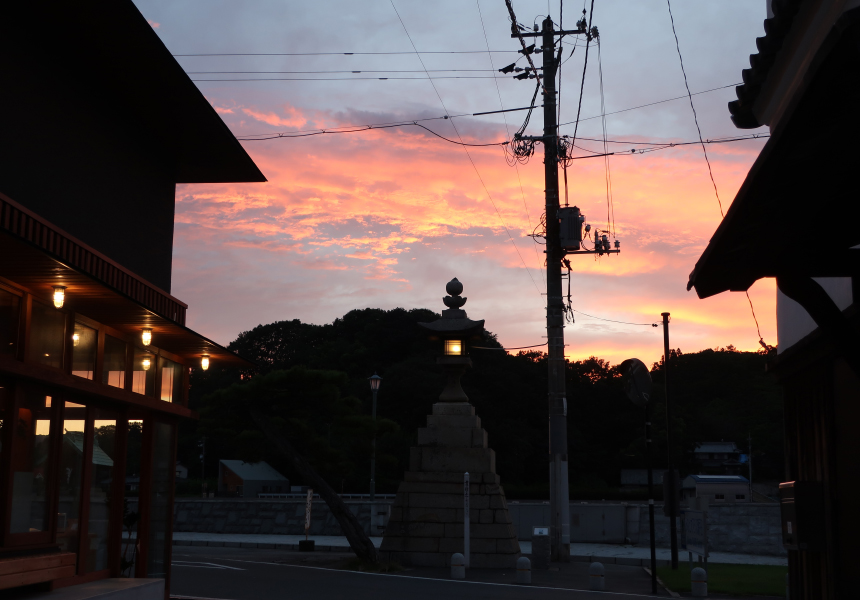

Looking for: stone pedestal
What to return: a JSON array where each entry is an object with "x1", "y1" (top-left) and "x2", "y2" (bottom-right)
[{"x1": 379, "y1": 402, "x2": 520, "y2": 568}]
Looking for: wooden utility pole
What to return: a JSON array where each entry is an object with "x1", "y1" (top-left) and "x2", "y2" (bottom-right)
[{"x1": 662, "y1": 312, "x2": 679, "y2": 569}]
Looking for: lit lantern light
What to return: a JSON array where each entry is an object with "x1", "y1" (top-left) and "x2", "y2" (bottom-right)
[
  {"x1": 52, "y1": 286, "x2": 66, "y2": 309},
  {"x1": 444, "y1": 339, "x2": 463, "y2": 356},
  {"x1": 142, "y1": 328, "x2": 152, "y2": 347},
  {"x1": 201, "y1": 354, "x2": 210, "y2": 371},
  {"x1": 72, "y1": 333, "x2": 80, "y2": 346},
  {"x1": 142, "y1": 356, "x2": 152, "y2": 371}
]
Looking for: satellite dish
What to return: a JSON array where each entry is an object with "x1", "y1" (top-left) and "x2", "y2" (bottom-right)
[{"x1": 620, "y1": 358, "x2": 652, "y2": 408}]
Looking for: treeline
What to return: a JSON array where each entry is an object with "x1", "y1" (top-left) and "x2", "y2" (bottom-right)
[{"x1": 179, "y1": 308, "x2": 784, "y2": 498}]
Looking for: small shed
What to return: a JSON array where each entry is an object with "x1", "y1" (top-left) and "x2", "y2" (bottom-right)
[
  {"x1": 693, "y1": 441, "x2": 742, "y2": 473},
  {"x1": 682, "y1": 474, "x2": 750, "y2": 503},
  {"x1": 175, "y1": 462, "x2": 189, "y2": 480},
  {"x1": 218, "y1": 460, "x2": 289, "y2": 498}
]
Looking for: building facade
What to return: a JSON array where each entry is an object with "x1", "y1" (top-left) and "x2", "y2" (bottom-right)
[{"x1": 0, "y1": 1, "x2": 264, "y2": 596}]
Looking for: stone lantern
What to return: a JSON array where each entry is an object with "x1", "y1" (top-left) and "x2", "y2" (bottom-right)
[{"x1": 379, "y1": 278, "x2": 520, "y2": 568}]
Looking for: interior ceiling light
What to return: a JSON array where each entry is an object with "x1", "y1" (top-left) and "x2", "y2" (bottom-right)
[
  {"x1": 142, "y1": 328, "x2": 152, "y2": 347},
  {"x1": 201, "y1": 354, "x2": 210, "y2": 371}
]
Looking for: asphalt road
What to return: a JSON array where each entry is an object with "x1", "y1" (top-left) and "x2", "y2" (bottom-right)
[{"x1": 170, "y1": 546, "x2": 671, "y2": 600}]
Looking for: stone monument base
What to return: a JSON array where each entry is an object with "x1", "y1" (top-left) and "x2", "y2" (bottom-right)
[{"x1": 379, "y1": 402, "x2": 520, "y2": 568}]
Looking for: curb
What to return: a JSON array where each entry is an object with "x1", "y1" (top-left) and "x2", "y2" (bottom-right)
[{"x1": 174, "y1": 540, "x2": 346, "y2": 552}]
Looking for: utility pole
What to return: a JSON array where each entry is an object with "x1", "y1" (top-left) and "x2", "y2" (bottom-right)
[
  {"x1": 748, "y1": 432, "x2": 753, "y2": 501},
  {"x1": 646, "y1": 401, "x2": 658, "y2": 594},
  {"x1": 509, "y1": 10, "x2": 616, "y2": 563},
  {"x1": 662, "y1": 312, "x2": 679, "y2": 569},
  {"x1": 541, "y1": 17, "x2": 570, "y2": 563}
]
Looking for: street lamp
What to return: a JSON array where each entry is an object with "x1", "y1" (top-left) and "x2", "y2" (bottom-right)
[
  {"x1": 368, "y1": 373, "x2": 382, "y2": 502},
  {"x1": 620, "y1": 358, "x2": 657, "y2": 595}
]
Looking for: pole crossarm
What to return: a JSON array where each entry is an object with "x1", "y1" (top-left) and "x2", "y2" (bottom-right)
[{"x1": 512, "y1": 29, "x2": 587, "y2": 37}]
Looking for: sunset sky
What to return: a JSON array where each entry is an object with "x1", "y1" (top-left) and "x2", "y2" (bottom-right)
[{"x1": 134, "y1": 0, "x2": 775, "y2": 366}]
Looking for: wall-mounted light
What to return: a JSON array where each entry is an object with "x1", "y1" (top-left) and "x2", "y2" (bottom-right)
[
  {"x1": 142, "y1": 356, "x2": 152, "y2": 371},
  {"x1": 201, "y1": 355, "x2": 210, "y2": 371},
  {"x1": 142, "y1": 328, "x2": 152, "y2": 347},
  {"x1": 52, "y1": 286, "x2": 66, "y2": 309},
  {"x1": 72, "y1": 333, "x2": 80, "y2": 346},
  {"x1": 444, "y1": 339, "x2": 463, "y2": 356}
]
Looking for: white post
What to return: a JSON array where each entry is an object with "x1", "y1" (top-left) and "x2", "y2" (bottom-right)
[{"x1": 464, "y1": 472, "x2": 470, "y2": 568}]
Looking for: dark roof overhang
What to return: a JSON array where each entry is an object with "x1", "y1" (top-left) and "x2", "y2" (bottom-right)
[
  {"x1": 1, "y1": 0, "x2": 266, "y2": 184},
  {"x1": 688, "y1": 9, "x2": 860, "y2": 299},
  {"x1": 0, "y1": 194, "x2": 252, "y2": 369}
]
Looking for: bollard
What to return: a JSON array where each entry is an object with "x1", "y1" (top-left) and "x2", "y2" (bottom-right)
[
  {"x1": 451, "y1": 553, "x2": 465, "y2": 580},
  {"x1": 516, "y1": 556, "x2": 531, "y2": 585},
  {"x1": 589, "y1": 562, "x2": 605, "y2": 591},
  {"x1": 691, "y1": 566, "x2": 707, "y2": 597}
]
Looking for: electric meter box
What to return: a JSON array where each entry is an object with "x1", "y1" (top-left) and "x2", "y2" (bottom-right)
[
  {"x1": 779, "y1": 480, "x2": 825, "y2": 551},
  {"x1": 558, "y1": 206, "x2": 584, "y2": 250}
]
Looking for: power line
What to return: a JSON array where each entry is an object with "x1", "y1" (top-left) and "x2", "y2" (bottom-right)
[
  {"x1": 558, "y1": 83, "x2": 742, "y2": 128},
  {"x1": 666, "y1": 0, "x2": 723, "y2": 217},
  {"x1": 572, "y1": 309, "x2": 659, "y2": 327},
  {"x1": 476, "y1": 0, "x2": 546, "y2": 288},
  {"x1": 174, "y1": 50, "x2": 522, "y2": 57},
  {"x1": 389, "y1": 0, "x2": 543, "y2": 296},
  {"x1": 186, "y1": 69, "x2": 498, "y2": 74},
  {"x1": 472, "y1": 342, "x2": 548, "y2": 350},
  {"x1": 191, "y1": 75, "x2": 513, "y2": 82}
]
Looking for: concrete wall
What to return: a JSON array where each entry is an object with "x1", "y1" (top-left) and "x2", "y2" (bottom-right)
[{"x1": 173, "y1": 499, "x2": 784, "y2": 556}]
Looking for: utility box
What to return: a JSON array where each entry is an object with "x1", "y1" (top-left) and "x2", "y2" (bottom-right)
[
  {"x1": 558, "y1": 206, "x2": 584, "y2": 250},
  {"x1": 531, "y1": 526, "x2": 550, "y2": 570},
  {"x1": 779, "y1": 481, "x2": 825, "y2": 551}
]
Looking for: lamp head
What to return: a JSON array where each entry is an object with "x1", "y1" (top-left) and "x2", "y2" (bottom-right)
[
  {"x1": 368, "y1": 373, "x2": 382, "y2": 391},
  {"x1": 52, "y1": 286, "x2": 66, "y2": 309}
]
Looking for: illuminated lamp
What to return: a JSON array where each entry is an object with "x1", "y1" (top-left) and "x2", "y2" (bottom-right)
[
  {"x1": 73, "y1": 333, "x2": 80, "y2": 346},
  {"x1": 444, "y1": 339, "x2": 463, "y2": 356},
  {"x1": 142, "y1": 356, "x2": 152, "y2": 371},
  {"x1": 52, "y1": 286, "x2": 66, "y2": 309},
  {"x1": 201, "y1": 354, "x2": 210, "y2": 371},
  {"x1": 142, "y1": 328, "x2": 152, "y2": 347}
]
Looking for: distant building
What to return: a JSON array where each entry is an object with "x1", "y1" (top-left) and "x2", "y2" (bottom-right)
[
  {"x1": 693, "y1": 441, "x2": 742, "y2": 474},
  {"x1": 620, "y1": 469, "x2": 665, "y2": 488},
  {"x1": 218, "y1": 460, "x2": 289, "y2": 498},
  {"x1": 682, "y1": 474, "x2": 750, "y2": 503},
  {"x1": 175, "y1": 462, "x2": 189, "y2": 480}
]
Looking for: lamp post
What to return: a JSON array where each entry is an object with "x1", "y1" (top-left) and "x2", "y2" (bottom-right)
[
  {"x1": 368, "y1": 373, "x2": 381, "y2": 502},
  {"x1": 620, "y1": 358, "x2": 657, "y2": 595}
]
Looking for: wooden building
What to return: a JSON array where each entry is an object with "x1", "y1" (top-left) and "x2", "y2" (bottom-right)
[
  {"x1": 687, "y1": 1, "x2": 860, "y2": 597},
  {"x1": 0, "y1": 1, "x2": 264, "y2": 597}
]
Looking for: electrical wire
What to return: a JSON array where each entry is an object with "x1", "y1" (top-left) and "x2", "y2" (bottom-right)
[
  {"x1": 666, "y1": 0, "x2": 723, "y2": 218},
  {"x1": 174, "y1": 51, "x2": 523, "y2": 57},
  {"x1": 191, "y1": 75, "x2": 514, "y2": 82},
  {"x1": 186, "y1": 69, "x2": 499, "y2": 74},
  {"x1": 572, "y1": 309, "x2": 659, "y2": 327},
  {"x1": 390, "y1": 0, "x2": 542, "y2": 296},
  {"x1": 472, "y1": 342, "x2": 548, "y2": 350},
  {"x1": 476, "y1": 0, "x2": 546, "y2": 288},
  {"x1": 596, "y1": 36, "x2": 616, "y2": 237}
]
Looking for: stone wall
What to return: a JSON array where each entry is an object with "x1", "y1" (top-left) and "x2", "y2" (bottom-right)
[
  {"x1": 172, "y1": 498, "x2": 785, "y2": 556},
  {"x1": 635, "y1": 502, "x2": 785, "y2": 556},
  {"x1": 173, "y1": 499, "x2": 391, "y2": 537}
]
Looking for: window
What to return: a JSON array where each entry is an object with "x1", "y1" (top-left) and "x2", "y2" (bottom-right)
[
  {"x1": 102, "y1": 335, "x2": 126, "y2": 389},
  {"x1": 715, "y1": 493, "x2": 725, "y2": 501},
  {"x1": 132, "y1": 348, "x2": 156, "y2": 396},
  {"x1": 57, "y1": 402, "x2": 86, "y2": 554},
  {"x1": 72, "y1": 323, "x2": 97, "y2": 379},
  {"x1": 28, "y1": 300, "x2": 65, "y2": 368},
  {"x1": 736, "y1": 494, "x2": 746, "y2": 500},
  {"x1": 0, "y1": 288, "x2": 20, "y2": 356},
  {"x1": 88, "y1": 409, "x2": 118, "y2": 573},
  {"x1": 10, "y1": 390, "x2": 55, "y2": 533},
  {"x1": 159, "y1": 356, "x2": 182, "y2": 403}
]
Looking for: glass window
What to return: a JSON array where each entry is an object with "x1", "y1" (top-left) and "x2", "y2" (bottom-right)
[
  {"x1": 121, "y1": 420, "x2": 143, "y2": 578},
  {"x1": 72, "y1": 323, "x2": 97, "y2": 380},
  {"x1": 132, "y1": 349, "x2": 156, "y2": 397},
  {"x1": 102, "y1": 335, "x2": 126, "y2": 389},
  {"x1": 57, "y1": 401, "x2": 86, "y2": 555},
  {"x1": 10, "y1": 390, "x2": 54, "y2": 533},
  {"x1": 87, "y1": 409, "x2": 118, "y2": 573},
  {"x1": 147, "y1": 421, "x2": 174, "y2": 578},
  {"x1": 158, "y1": 357, "x2": 183, "y2": 403},
  {"x1": 28, "y1": 300, "x2": 65, "y2": 368},
  {"x1": 0, "y1": 288, "x2": 20, "y2": 357}
]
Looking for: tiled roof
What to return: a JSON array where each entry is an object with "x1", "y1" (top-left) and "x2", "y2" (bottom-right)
[{"x1": 729, "y1": 0, "x2": 805, "y2": 129}]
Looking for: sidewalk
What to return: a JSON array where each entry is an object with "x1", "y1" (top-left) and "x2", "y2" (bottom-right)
[{"x1": 171, "y1": 533, "x2": 787, "y2": 567}]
